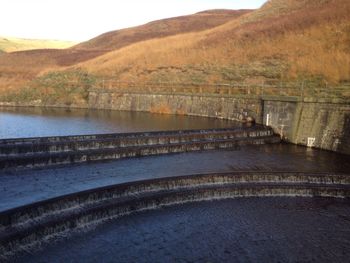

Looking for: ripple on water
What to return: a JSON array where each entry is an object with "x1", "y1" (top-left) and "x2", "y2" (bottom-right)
[{"x1": 17, "y1": 197, "x2": 350, "y2": 263}]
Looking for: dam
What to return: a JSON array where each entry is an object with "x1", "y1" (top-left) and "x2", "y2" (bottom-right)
[
  {"x1": 0, "y1": 126, "x2": 278, "y2": 169},
  {"x1": 89, "y1": 82, "x2": 350, "y2": 155},
  {"x1": 0, "y1": 106, "x2": 349, "y2": 262},
  {"x1": 1, "y1": 0, "x2": 349, "y2": 260}
]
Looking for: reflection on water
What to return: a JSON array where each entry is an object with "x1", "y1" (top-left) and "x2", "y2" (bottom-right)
[{"x1": 0, "y1": 106, "x2": 238, "y2": 139}]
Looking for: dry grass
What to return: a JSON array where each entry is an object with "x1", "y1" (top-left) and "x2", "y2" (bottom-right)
[
  {"x1": 0, "y1": 37, "x2": 76, "y2": 52},
  {"x1": 73, "y1": 10, "x2": 251, "y2": 51},
  {"x1": 1, "y1": 0, "x2": 350, "y2": 102},
  {"x1": 77, "y1": 0, "x2": 350, "y2": 85},
  {"x1": 0, "y1": 10, "x2": 249, "y2": 97},
  {"x1": 149, "y1": 103, "x2": 172, "y2": 114}
]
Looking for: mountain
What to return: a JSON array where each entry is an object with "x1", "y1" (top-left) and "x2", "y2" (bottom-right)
[
  {"x1": 77, "y1": 0, "x2": 350, "y2": 85},
  {"x1": 0, "y1": 37, "x2": 76, "y2": 52},
  {"x1": 0, "y1": 0, "x2": 349, "y2": 105},
  {"x1": 72, "y1": 10, "x2": 251, "y2": 52},
  {"x1": 0, "y1": 9, "x2": 250, "y2": 97}
]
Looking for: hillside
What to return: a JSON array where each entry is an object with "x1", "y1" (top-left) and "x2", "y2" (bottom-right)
[
  {"x1": 0, "y1": 9, "x2": 249, "y2": 99},
  {"x1": 73, "y1": 9, "x2": 251, "y2": 51},
  {"x1": 0, "y1": 37, "x2": 76, "y2": 52},
  {"x1": 77, "y1": 0, "x2": 350, "y2": 86},
  {"x1": 1, "y1": 0, "x2": 349, "y2": 105}
]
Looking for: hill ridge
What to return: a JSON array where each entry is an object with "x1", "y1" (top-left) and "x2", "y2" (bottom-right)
[
  {"x1": 0, "y1": 0, "x2": 349, "y2": 105},
  {"x1": 0, "y1": 36, "x2": 76, "y2": 53}
]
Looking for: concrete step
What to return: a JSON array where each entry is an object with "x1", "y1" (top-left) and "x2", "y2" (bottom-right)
[
  {"x1": 0, "y1": 126, "x2": 262, "y2": 145},
  {"x1": 0, "y1": 135, "x2": 280, "y2": 169},
  {"x1": 0, "y1": 128, "x2": 274, "y2": 156},
  {"x1": 0, "y1": 171, "x2": 349, "y2": 259},
  {"x1": 1, "y1": 171, "x2": 349, "y2": 228}
]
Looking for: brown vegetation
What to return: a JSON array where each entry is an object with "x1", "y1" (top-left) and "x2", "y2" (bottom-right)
[
  {"x1": 149, "y1": 103, "x2": 172, "y2": 115},
  {"x1": 73, "y1": 10, "x2": 251, "y2": 51},
  {"x1": 0, "y1": 37, "x2": 75, "y2": 52},
  {"x1": 0, "y1": 0, "x2": 349, "y2": 103},
  {"x1": 0, "y1": 9, "x2": 249, "y2": 96},
  {"x1": 78, "y1": 0, "x2": 350, "y2": 86}
]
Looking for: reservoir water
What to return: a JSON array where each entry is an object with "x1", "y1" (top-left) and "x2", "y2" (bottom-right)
[
  {"x1": 1, "y1": 106, "x2": 349, "y2": 262},
  {"x1": 0, "y1": 106, "x2": 237, "y2": 139}
]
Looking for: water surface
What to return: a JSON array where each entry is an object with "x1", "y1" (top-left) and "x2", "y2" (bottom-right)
[
  {"x1": 0, "y1": 106, "x2": 237, "y2": 138},
  {"x1": 1, "y1": 144, "x2": 349, "y2": 212},
  {"x1": 18, "y1": 198, "x2": 350, "y2": 263}
]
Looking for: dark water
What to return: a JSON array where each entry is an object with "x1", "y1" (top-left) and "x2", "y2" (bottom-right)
[
  {"x1": 2, "y1": 107, "x2": 350, "y2": 262},
  {"x1": 1, "y1": 144, "x2": 350, "y2": 212},
  {"x1": 0, "y1": 106, "x2": 237, "y2": 139},
  {"x1": 19, "y1": 198, "x2": 350, "y2": 263}
]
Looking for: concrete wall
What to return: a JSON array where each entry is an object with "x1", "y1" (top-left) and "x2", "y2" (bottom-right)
[
  {"x1": 263, "y1": 97, "x2": 350, "y2": 154},
  {"x1": 89, "y1": 91, "x2": 263, "y2": 123},
  {"x1": 88, "y1": 91, "x2": 350, "y2": 154}
]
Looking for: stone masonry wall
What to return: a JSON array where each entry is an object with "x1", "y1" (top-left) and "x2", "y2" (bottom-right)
[
  {"x1": 87, "y1": 91, "x2": 350, "y2": 155},
  {"x1": 263, "y1": 98, "x2": 350, "y2": 154},
  {"x1": 88, "y1": 92, "x2": 263, "y2": 123}
]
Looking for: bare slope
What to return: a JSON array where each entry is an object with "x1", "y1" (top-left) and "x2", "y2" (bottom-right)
[
  {"x1": 0, "y1": 10, "x2": 249, "y2": 95},
  {"x1": 0, "y1": 37, "x2": 76, "y2": 52},
  {"x1": 1, "y1": 0, "x2": 350, "y2": 105},
  {"x1": 73, "y1": 10, "x2": 251, "y2": 51},
  {"x1": 78, "y1": 0, "x2": 350, "y2": 85}
]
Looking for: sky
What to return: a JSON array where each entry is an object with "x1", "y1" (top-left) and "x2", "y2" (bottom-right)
[{"x1": 1, "y1": 0, "x2": 267, "y2": 42}]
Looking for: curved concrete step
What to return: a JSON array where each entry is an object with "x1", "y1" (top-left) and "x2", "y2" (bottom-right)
[
  {"x1": 2, "y1": 171, "x2": 349, "y2": 228},
  {"x1": 0, "y1": 171, "x2": 349, "y2": 259},
  {"x1": 0, "y1": 135, "x2": 280, "y2": 169},
  {"x1": 0, "y1": 126, "x2": 262, "y2": 146},
  {"x1": 0, "y1": 128, "x2": 273, "y2": 156}
]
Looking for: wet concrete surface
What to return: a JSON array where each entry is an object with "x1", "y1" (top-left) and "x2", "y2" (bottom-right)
[
  {"x1": 17, "y1": 197, "x2": 350, "y2": 263},
  {"x1": 1, "y1": 143, "x2": 349, "y2": 212}
]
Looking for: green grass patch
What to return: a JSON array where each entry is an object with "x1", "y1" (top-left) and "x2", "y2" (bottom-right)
[{"x1": 1, "y1": 70, "x2": 99, "y2": 106}]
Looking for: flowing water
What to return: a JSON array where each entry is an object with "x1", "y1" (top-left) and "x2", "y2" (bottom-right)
[
  {"x1": 17, "y1": 198, "x2": 350, "y2": 263},
  {"x1": 1, "y1": 106, "x2": 349, "y2": 262}
]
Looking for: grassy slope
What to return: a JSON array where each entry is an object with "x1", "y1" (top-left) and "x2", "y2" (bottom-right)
[
  {"x1": 73, "y1": 10, "x2": 251, "y2": 51},
  {"x1": 0, "y1": 10, "x2": 249, "y2": 97},
  {"x1": 0, "y1": 37, "x2": 76, "y2": 52},
  {"x1": 78, "y1": 0, "x2": 350, "y2": 86},
  {"x1": 1, "y1": 0, "x2": 350, "y2": 104}
]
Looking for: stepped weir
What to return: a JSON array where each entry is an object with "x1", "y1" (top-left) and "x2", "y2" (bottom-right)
[
  {"x1": 1, "y1": 171, "x2": 349, "y2": 259},
  {"x1": 0, "y1": 125, "x2": 279, "y2": 169},
  {"x1": 0, "y1": 123, "x2": 349, "y2": 261}
]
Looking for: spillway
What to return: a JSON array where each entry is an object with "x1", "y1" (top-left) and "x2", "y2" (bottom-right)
[
  {"x1": 1, "y1": 171, "x2": 349, "y2": 260},
  {"x1": 0, "y1": 126, "x2": 279, "y2": 169}
]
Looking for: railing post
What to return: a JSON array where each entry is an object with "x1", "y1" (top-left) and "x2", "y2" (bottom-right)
[
  {"x1": 279, "y1": 81, "x2": 282, "y2": 96},
  {"x1": 301, "y1": 81, "x2": 304, "y2": 99}
]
